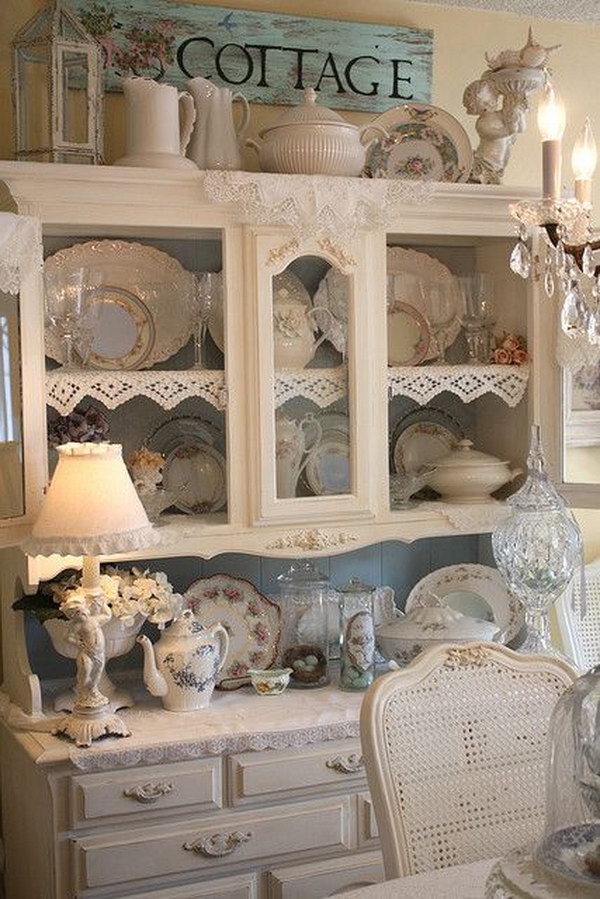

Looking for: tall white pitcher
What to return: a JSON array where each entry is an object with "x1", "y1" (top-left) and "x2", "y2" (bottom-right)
[
  {"x1": 187, "y1": 77, "x2": 250, "y2": 170},
  {"x1": 115, "y1": 77, "x2": 197, "y2": 170}
]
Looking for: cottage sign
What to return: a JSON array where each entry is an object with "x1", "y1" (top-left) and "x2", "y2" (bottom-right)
[{"x1": 76, "y1": 2, "x2": 432, "y2": 112}]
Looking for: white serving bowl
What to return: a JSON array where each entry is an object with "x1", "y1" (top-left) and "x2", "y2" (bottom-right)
[{"x1": 424, "y1": 439, "x2": 522, "y2": 503}]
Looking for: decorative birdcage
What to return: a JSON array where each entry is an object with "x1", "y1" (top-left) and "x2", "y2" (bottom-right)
[{"x1": 12, "y1": 0, "x2": 103, "y2": 164}]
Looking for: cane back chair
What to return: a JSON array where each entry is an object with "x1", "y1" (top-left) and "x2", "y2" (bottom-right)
[{"x1": 555, "y1": 559, "x2": 600, "y2": 671}]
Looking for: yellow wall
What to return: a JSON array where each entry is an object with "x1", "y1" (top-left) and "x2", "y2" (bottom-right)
[{"x1": 2, "y1": 0, "x2": 600, "y2": 547}]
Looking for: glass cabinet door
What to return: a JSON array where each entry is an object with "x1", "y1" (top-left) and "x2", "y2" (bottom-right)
[{"x1": 0, "y1": 290, "x2": 24, "y2": 519}]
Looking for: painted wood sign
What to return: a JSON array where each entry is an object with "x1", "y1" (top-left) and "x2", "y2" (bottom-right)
[{"x1": 75, "y1": 2, "x2": 433, "y2": 112}]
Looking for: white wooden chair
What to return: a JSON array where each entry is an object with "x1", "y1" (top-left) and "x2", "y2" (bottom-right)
[
  {"x1": 555, "y1": 559, "x2": 600, "y2": 670},
  {"x1": 360, "y1": 642, "x2": 576, "y2": 880}
]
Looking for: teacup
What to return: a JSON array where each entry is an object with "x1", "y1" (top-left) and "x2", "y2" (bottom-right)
[{"x1": 248, "y1": 668, "x2": 293, "y2": 695}]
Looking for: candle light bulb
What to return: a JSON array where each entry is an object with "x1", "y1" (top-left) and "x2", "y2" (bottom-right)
[
  {"x1": 572, "y1": 118, "x2": 597, "y2": 181},
  {"x1": 537, "y1": 83, "x2": 566, "y2": 141}
]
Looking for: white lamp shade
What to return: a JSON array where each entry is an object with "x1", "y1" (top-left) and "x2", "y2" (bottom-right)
[{"x1": 23, "y1": 442, "x2": 156, "y2": 557}]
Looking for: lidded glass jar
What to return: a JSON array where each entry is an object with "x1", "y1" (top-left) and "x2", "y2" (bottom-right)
[
  {"x1": 278, "y1": 560, "x2": 330, "y2": 688},
  {"x1": 336, "y1": 576, "x2": 376, "y2": 691}
]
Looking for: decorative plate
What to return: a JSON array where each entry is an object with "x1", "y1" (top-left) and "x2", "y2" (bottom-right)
[
  {"x1": 305, "y1": 431, "x2": 351, "y2": 495},
  {"x1": 536, "y1": 824, "x2": 600, "y2": 887},
  {"x1": 206, "y1": 269, "x2": 311, "y2": 352},
  {"x1": 44, "y1": 240, "x2": 194, "y2": 369},
  {"x1": 312, "y1": 266, "x2": 350, "y2": 355},
  {"x1": 387, "y1": 247, "x2": 461, "y2": 359},
  {"x1": 392, "y1": 420, "x2": 460, "y2": 476},
  {"x1": 387, "y1": 300, "x2": 431, "y2": 366},
  {"x1": 365, "y1": 103, "x2": 473, "y2": 182},
  {"x1": 185, "y1": 575, "x2": 281, "y2": 689},
  {"x1": 161, "y1": 440, "x2": 226, "y2": 514},
  {"x1": 146, "y1": 415, "x2": 224, "y2": 457},
  {"x1": 405, "y1": 563, "x2": 525, "y2": 645}
]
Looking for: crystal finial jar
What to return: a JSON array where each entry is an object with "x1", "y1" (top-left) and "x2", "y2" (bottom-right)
[
  {"x1": 492, "y1": 424, "x2": 583, "y2": 657},
  {"x1": 336, "y1": 576, "x2": 376, "y2": 691},
  {"x1": 278, "y1": 560, "x2": 330, "y2": 688}
]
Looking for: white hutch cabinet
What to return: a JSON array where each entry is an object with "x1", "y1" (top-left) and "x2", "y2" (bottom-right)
[{"x1": 0, "y1": 163, "x2": 539, "y2": 899}]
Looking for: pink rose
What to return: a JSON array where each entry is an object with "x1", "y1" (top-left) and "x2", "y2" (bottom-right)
[
  {"x1": 494, "y1": 347, "x2": 512, "y2": 364},
  {"x1": 502, "y1": 335, "x2": 520, "y2": 352},
  {"x1": 512, "y1": 348, "x2": 529, "y2": 365}
]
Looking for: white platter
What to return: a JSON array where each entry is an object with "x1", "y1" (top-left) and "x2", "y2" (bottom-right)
[
  {"x1": 405, "y1": 563, "x2": 525, "y2": 644},
  {"x1": 45, "y1": 240, "x2": 194, "y2": 369},
  {"x1": 305, "y1": 431, "x2": 351, "y2": 495},
  {"x1": 185, "y1": 574, "x2": 281, "y2": 689},
  {"x1": 387, "y1": 247, "x2": 461, "y2": 360}
]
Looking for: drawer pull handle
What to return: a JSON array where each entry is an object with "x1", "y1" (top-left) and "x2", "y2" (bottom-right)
[
  {"x1": 183, "y1": 831, "x2": 252, "y2": 857},
  {"x1": 123, "y1": 782, "x2": 174, "y2": 804},
  {"x1": 326, "y1": 753, "x2": 364, "y2": 774}
]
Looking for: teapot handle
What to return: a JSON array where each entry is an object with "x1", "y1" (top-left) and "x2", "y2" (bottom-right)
[
  {"x1": 209, "y1": 623, "x2": 230, "y2": 672},
  {"x1": 297, "y1": 413, "x2": 322, "y2": 477},
  {"x1": 232, "y1": 92, "x2": 251, "y2": 138},
  {"x1": 178, "y1": 90, "x2": 197, "y2": 155},
  {"x1": 306, "y1": 306, "x2": 335, "y2": 353}
]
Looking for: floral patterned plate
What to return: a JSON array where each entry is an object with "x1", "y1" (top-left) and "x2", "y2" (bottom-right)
[
  {"x1": 387, "y1": 300, "x2": 431, "y2": 366},
  {"x1": 536, "y1": 823, "x2": 600, "y2": 887},
  {"x1": 364, "y1": 104, "x2": 473, "y2": 182},
  {"x1": 185, "y1": 575, "x2": 281, "y2": 689}
]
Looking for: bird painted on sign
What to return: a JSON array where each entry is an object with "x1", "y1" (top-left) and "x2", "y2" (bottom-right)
[{"x1": 218, "y1": 12, "x2": 236, "y2": 32}]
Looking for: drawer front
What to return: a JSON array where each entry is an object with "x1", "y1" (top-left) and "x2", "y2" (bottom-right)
[
  {"x1": 228, "y1": 740, "x2": 365, "y2": 804},
  {"x1": 128, "y1": 872, "x2": 258, "y2": 899},
  {"x1": 70, "y1": 759, "x2": 222, "y2": 827},
  {"x1": 357, "y1": 792, "x2": 379, "y2": 844},
  {"x1": 72, "y1": 796, "x2": 353, "y2": 891},
  {"x1": 268, "y1": 851, "x2": 384, "y2": 899}
]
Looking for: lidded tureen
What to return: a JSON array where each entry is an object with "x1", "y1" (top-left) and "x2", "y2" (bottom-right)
[
  {"x1": 246, "y1": 87, "x2": 386, "y2": 176},
  {"x1": 424, "y1": 439, "x2": 522, "y2": 503},
  {"x1": 375, "y1": 596, "x2": 500, "y2": 666}
]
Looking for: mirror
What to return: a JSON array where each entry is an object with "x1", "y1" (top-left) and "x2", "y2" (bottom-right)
[
  {"x1": 563, "y1": 365, "x2": 600, "y2": 484},
  {"x1": 0, "y1": 290, "x2": 24, "y2": 518}
]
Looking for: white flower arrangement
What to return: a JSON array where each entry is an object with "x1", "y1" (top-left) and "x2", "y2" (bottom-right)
[{"x1": 49, "y1": 565, "x2": 183, "y2": 627}]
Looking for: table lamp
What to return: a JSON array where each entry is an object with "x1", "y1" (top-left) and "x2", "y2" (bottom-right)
[{"x1": 23, "y1": 442, "x2": 157, "y2": 747}]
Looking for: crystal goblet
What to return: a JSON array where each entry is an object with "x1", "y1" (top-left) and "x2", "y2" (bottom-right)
[
  {"x1": 422, "y1": 281, "x2": 457, "y2": 363},
  {"x1": 188, "y1": 272, "x2": 221, "y2": 369},
  {"x1": 44, "y1": 267, "x2": 98, "y2": 370},
  {"x1": 458, "y1": 274, "x2": 495, "y2": 364}
]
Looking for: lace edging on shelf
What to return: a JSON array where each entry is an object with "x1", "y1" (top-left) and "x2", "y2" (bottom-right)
[{"x1": 387, "y1": 364, "x2": 529, "y2": 407}]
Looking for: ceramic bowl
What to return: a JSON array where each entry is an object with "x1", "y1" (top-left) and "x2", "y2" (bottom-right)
[
  {"x1": 423, "y1": 439, "x2": 522, "y2": 503},
  {"x1": 248, "y1": 668, "x2": 293, "y2": 696}
]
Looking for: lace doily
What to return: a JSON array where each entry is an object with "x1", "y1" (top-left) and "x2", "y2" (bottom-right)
[
  {"x1": 275, "y1": 367, "x2": 346, "y2": 408},
  {"x1": 0, "y1": 212, "x2": 42, "y2": 294},
  {"x1": 387, "y1": 364, "x2": 530, "y2": 407},
  {"x1": 420, "y1": 500, "x2": 511, "y2": 532},
  {"x1": 203, "y1": 171, "x2": 436, "y2": 242},
  {"x1": 46, "y1": 370, "x2": 227, "y2": 415}
]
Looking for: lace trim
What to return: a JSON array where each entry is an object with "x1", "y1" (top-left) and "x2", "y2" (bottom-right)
[
  {"x1": 275, "y1": 367, "x2": 346, "y2": 408},
  {"x1": 0, "y1": 213, "x2": 43, "y2": 294},
  {"x1": 46, "y1": 370, "x2": 228, "y2": 415},
  {"x1": 68, "y1": 720, "x2": 361, "y2": 771},
  {"x1": 203, "y1": 171, "x2": 436, "y2": 242},
  {"x1": 419, "y1": 501, "x2": 511, "y2": 531},
  {"x1": 387, "y1": 364, "x2": 530, "y2": 407},
  {"x1": 22, "y1": 524, "x2": 158, "y2": 557}
]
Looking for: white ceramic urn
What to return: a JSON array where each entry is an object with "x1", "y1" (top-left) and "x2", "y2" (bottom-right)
[
  {"x1": 138, "y1": 610, "x2": 229, "y2": 711},
  {"x1": 424, "y1": 439, "x2": 522, "y2": 503}
]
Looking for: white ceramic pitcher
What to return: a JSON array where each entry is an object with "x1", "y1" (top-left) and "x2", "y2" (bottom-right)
[
  {"x1": 115, "y1": 77, "x2": 197, "y2": 170},
  {"x1": 187, "y1": 76, "x2": 250, "y2": 170},
  {"x1": 273, "y1": 293, "x2": 334, "y2": 369},
  {"x1": 276, "y1": 413, "x2": 322, "y2": 498}
]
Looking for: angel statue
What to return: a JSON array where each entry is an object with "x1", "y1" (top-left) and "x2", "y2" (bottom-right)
[
  {"x1": 63, "y1": 593, "x2": 112, "y2": 708},
  {"x1": 463, "y1": 28, "x2": 560, "y2": 184}
]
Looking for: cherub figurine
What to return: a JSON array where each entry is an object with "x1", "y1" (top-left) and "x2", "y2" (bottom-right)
[{"x1": 63, "y1": 594, "x2": 112, "y2": 708}]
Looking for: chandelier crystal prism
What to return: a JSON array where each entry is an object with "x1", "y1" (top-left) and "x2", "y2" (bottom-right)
[{"x1": 510, "y1": 81, "x2": 600, "y2": 346}]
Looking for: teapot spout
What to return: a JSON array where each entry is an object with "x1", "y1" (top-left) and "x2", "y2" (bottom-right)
[{"x1": 137, "y1": 634, "x2": 168, "y2": 697}]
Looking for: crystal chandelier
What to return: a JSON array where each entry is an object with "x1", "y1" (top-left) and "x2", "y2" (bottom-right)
[{"x1": 510, "y1": 82, "x2": 600, "y2": 344}]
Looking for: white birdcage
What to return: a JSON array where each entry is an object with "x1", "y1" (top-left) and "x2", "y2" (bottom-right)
[{"x1": 12, "y1": 0, "x2": 103, "y2": 164}]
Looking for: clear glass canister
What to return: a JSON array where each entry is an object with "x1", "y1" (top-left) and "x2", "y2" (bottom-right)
[
  {"x1": 278, "y1": 560, "x2": 330, "y2": 688},
  {"x1": 337, "y1": 576, "x2": 376, "y2": 691}
]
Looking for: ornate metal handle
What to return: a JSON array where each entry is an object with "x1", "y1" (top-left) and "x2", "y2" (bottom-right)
[
  {"x1": 123, "y1": 782, "x2": 174, "y2": 804},
  {"x1": 326, "y1": 753, "x2": 364, "y2": 774},
  {"x1": 183, "y1": 831, "x2": 252, "y2": 857}
]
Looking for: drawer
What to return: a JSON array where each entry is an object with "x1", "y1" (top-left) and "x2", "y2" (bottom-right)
[
  {"x1": 228, "y1": 739, "x2": 365, "y2": 805},
  {"x1": 71, "y1": 796, "x2": 353, "y2": 891},
  {"x1": 268, "y1": 851, "x2": 384, "y2": 899},
  {"x1": 127, "y1": 872, "x2": 258, "y2": 899},
  {"x1": 357, "y1": 792, "x2": 379, "y2": 845},
  {"x1": 69, "y1": 759, "x2": 222, "y2": 827}
]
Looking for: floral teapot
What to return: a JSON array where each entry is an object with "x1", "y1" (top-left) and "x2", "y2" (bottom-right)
[
  {"x1": 273, "y1": 287, "x2": 334, "y2": 369},
  {"x1": 137, "y1": 610, "x2": 229, "y2": 711},
  {"x1": 276, "y1": 412, "x2": 322, "y2": 498}
]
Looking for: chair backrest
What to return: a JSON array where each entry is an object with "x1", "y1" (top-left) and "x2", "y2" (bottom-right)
[
  {"x1": 555, "y1": 560, "x2": 600, "y2": 670},
  {"x1": 360, "y1": 642, "x2": 576, "y2": 880}
]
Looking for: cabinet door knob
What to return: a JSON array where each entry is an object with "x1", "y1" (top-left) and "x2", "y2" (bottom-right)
[
  {"x1": 123, "y1": 782, "x2": 174, "y2": 804},
  {"x1": 326, "y1": 753, "x2": 364, "y2": 774},
  {"x1": 183, "y1": 831, "x2": 252, "y2": 857}
]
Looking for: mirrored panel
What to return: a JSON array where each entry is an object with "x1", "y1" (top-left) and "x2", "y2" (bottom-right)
[
  {"x1": 272, "y1": 256, "x2": 352, "y2": 500},
  {"x1": 564, "y1": 365, "x2": 600, "y2": 484},
  {"x1": 0, "y1": 290, "x2": 24, "y2": 518}
]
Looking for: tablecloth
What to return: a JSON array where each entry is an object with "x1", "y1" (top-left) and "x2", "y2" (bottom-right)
[{"x1": 338, "y1": 859, "x2": 496, "y2": 898}]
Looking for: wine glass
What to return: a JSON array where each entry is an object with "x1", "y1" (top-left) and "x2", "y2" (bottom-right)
[
  {"x1": 189, "y1": 272, "x2": 221, "y2": 369},
  {"x1": 422, "y1": 281, "x2": 457, "y2": 363},
  {"x1": 458, "y1": 274, "x2": 495, "y2": 364},
  {"x1": 44, "y1": 267, "x2": 98, "y2": 370}
]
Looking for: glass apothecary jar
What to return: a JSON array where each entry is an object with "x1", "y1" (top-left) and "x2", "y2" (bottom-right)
[
  {"x1": 337, "y1": 576, "x2": 376, "y2": 691},
  {"x1": 278, "y1": 560, "x2": 330, "y2": 688}
]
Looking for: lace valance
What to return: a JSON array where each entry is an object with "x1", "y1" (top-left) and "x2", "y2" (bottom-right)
[
  {"x1": 387, "y1": 364, "x2": 530, "y2": 407},
  {"x1": 203, "y1": 170, "x2": 436, "y2": 243},
  {"x1": 0, "y1": 212, "x2": 42, "y2": 295}
]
